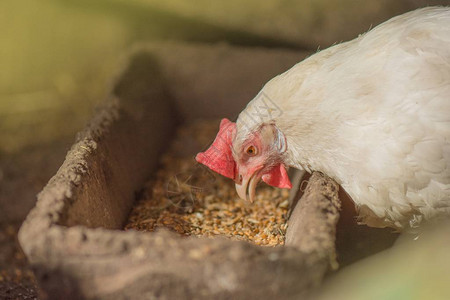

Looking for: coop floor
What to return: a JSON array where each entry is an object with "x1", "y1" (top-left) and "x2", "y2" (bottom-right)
[
  {"x1": 0, "y1": 137, "x2": 73, "y2": 299},
  {"x1": 0, "y1": 222, "x2": 39, "y2": 299}
]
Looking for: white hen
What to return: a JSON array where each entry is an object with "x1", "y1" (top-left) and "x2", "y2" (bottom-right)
[{"x1": 196, "y1": 7, "x2": 450, "y2": 230}]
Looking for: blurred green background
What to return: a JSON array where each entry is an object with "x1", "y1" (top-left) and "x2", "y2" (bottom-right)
[
  {"x1": 0, "y1": 0, "x2": 296, "y2": 154},
  {"x1": 1, "y1": 0, "x2": 123, "y2": 153},
  {"x1": 1, "y1": 0, "x2": 447, "y2": 154}
]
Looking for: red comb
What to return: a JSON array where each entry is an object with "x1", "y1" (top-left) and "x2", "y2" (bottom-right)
[{"x1": 195, "y1": 118, "x2": 237, "y2": 179}]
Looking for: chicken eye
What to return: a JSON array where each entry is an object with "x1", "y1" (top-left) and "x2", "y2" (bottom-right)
[{"x1": 246, "y1": 145, "x2": 257, "y2": 156}]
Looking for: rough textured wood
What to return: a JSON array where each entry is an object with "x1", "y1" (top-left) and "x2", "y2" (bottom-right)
[{"x1": 286, "y1": 172, "x2": 341, "y2": 269}]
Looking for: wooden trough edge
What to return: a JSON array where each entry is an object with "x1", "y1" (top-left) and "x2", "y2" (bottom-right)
[{"x1": 17, "y1": 43, "x2": 341, "y2": 300}]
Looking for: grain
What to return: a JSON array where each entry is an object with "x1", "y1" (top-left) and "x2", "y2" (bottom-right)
[{"x1": 125, "y1": 120, "x2": 289, "y2": 246}]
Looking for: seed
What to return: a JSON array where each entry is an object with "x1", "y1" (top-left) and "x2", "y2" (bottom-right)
[
  {"x1": 278, "y1": 200, "x2": 289, "y2": 209},
  {"x1": 247, "y1": 218, "x2": 260, "y2": 224}
]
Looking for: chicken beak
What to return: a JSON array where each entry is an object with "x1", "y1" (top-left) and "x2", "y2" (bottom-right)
[
  {"x1": 235, "y1": 172, "x2": 260, "y2": 203},
  {"x1": 235, "y1": 178, "x2": 248, "y2": 202}
]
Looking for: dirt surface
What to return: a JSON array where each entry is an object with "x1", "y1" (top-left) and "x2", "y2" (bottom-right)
[
  {"x1": 0, "y1": 223, "x2": 39, "y2": 300},
  {"x1": 0, "y1": 138, "x2": 73, "y2": 299},
  {"x1": 125, "y1": 120, "x2": 290, "y2": 246}
]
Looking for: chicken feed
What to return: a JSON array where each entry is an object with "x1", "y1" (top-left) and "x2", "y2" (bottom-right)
[{"x1": 125, "y1": 120, "x2": 290, "y2": 246}]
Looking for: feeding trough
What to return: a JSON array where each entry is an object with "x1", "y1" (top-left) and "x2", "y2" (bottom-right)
[{"x1": 18, "y1": 42, "x2": 393, "y2": 299}]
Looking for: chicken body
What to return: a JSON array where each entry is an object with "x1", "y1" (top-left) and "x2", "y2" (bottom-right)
[{"x1": 236, "y1": 7, "x2": 450, "y2": 229}]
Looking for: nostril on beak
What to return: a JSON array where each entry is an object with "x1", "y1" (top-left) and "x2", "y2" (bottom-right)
[{"x1": 235, "y1": 174, "x2": 243, "y2": 185}]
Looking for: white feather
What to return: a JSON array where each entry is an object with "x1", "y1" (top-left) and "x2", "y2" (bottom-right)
[{"x1": 236, "y1": 7, "x2": 450, "y2": 229}]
